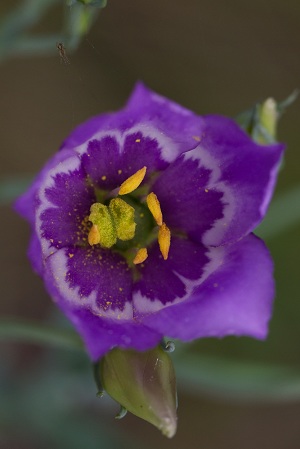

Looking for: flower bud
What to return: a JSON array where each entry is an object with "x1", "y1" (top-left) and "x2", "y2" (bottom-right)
[
  {"x1": 257, "y1": 98, "x2": 278, "y2": 143},
  {"x1": 96, "y1": 346, "x2": 177, "y2": 438},
  {"x1": 236, "y1": 90, "x2": 298, "y2": 145}
]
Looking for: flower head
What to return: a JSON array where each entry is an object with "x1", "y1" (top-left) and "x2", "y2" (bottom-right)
[{"x1": 15, "y1": 83, "x2": 284, "y2": 361}]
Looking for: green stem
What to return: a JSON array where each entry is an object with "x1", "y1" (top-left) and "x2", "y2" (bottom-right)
[{"x1": 0, "y1": 317, "x2": 84, "y2": 352}]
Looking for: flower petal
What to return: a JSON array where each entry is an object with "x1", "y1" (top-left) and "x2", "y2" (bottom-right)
[
  {"x1": 133, "y1": 237, "x2": 210, "y2": 314},
  {"x1": 36, "y1": 155, "x2": 95, "y2": 257},
  {"x1": 27, "y1": 233, "x2": 44, "y2": 276},
  {"x1": 153, "y1": 115, "x2": 284, "y2": 246},
  {"x1": 142, "y1": 234, "x2": 274, "y2": 340},
  {"x1": 152, "y1": 151, "x2": 224, "y2": 242},
  {"x1": 81, "y1": 131, "x2": 170, "y2": 191},
  {"x1": 56, "y1": 306, "x2": 161, "y2": 361},
  {"x1": 61, "y1": 83, "x2": 204, "y2": 170},
  {"x1": 14, "y1": 148, "x2": 76, "y2": 225},
  {"x1": 45, "y1": 246, "x2": 133, "y2": 318},
  {"x1": 125, "y1": 82, "x2": 205, "y2": 155},
  {"x1": 200, "y1": 115, "x2": 284, "y2": 245},
  {"x1": 43, "y1": 247, "x2": 161, "y2": 360}
]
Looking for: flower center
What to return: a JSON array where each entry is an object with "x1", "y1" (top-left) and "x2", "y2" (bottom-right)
[{"x1": 87, "y1": 167, "x2": 171, "y2": 264}]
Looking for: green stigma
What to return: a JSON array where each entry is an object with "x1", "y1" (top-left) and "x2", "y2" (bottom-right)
[
  {"x1": 109, "y1": 198, "x2": 136, "y2": 241},
  {"x1": 88, "y1": 199, "x2": 136, "y2": 248}
]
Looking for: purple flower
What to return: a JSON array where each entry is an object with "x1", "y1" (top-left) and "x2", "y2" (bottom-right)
[{"x1": 15, "y1": 83, "x2": 284, "y2": 361}]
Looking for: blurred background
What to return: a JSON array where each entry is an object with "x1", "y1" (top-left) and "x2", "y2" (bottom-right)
[{"x1": 0, "y1": 1, "x2": 300, "y2": 448}]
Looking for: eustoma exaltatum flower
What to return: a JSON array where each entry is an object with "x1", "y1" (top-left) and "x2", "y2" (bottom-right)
[{"x1": 16, "y1": 83, "x2": 284, "y2": 361}]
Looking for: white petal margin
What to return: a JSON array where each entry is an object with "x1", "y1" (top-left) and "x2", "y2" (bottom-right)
[
  {"x1": 142, "y1": 234, "x2": 274, "y2": 341},
  {"x1": 36, "y1": 154, "x2": 82, "y2": 258},
  {"x1": 46, "y1": 249, "x2": 134, "y2": 320},
  {"x1": 132, "y1": 245, "x2": 225, "y2": 317},
  {"x1": 72, "y1": 125, "x2": 184, "y2": 164},
  {"x1": 182, "y1": 145, "x2": 235, "y2": 247}
]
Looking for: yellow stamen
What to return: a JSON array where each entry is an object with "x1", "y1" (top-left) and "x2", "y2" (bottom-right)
[
  {"x1": 146, "y1": 192, "x2": 163, "y2": 226},
  {"x1": 133, "y1": 247, "x2": 148, "y2": 265},
  {"x1": 158, "y1": 222, "x2": 171, "y2": 260},
  {"x1": 88, "y1": 224, "x2": 100, "y2": 246},
  {"x1": 119, "y1": 166, "x2": 147, "y2": 195}
]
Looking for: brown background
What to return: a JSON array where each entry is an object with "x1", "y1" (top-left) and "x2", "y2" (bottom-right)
[{"x1": 1, "y1": 1, "x2": 300, "y2": 448}]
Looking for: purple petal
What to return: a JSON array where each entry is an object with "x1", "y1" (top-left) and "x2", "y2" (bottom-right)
[
  {"x1": 142, "y1": 234, "x2": 274, "y2": 340},
  {"x1": 153, "y1": 116, "x2": 284, "y2": 246},
  {"x1": 35, "y1": 155, "x2": 95, "y2": 256},
  {"x1": 45, "y1": 246, "x2": 133, "y2": 318},
  {"x1": 152, "y1": 151, "x2": 224, "y2": 242},
  {"x1": 43, "y1": 247, "x2": 161, "y2": 360},
  {"x1": 14, "y1": 148, "x2": 76, "y2": 225},
  {"x1": 81, "y1": 132, "x2": 169, "y2": 191},
  {"x1": 56, "y1": 307, "x2": 161, "y2": 361},
  {"x1": 133, "y1": 237, "x2": 209, "y2": 312},
  {"x1": 61, "y1": 83, "x2": 204, "y2": 166},
  {"x1": 81, "y1": 136, "x2": 122, "y2": 190},
  {"x1": 199, "y1": 115, "x2": 284, "y2": 245},
  {"x1": 28, "y1": 233, "x2": 44, "y2": 276},
  {"x1": 125, "y1": 82, "x2": 205, "y2": 155}
]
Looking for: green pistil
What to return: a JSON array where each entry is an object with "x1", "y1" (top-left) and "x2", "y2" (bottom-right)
[
  {"x1": 88, "y1": 199, "x2": 136, "y2": 249},
  {"x1": 89, "y1": 203, "x2": 116, "y2": 248},
  {"x1": 109, "y1": 198, "x2": 136, "y2": 241}
]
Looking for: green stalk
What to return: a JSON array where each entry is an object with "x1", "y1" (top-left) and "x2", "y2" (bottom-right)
[{"x1": 0, "y1": 317, "x2": 84, "y2": 352}]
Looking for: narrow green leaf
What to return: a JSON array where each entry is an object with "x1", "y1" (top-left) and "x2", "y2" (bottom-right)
[{"x1": 0, "y1": 317, "x2": 84, "y2": 351}]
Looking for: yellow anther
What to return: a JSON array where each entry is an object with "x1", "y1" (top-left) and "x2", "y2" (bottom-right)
[
  {"x1": 158, "y1": 222, "x2": 171, "y2": 260},
  {"x1": 88, "y1": 224, "x2": 101, "y2": 246},
  {"x1": 133, "y1": 247, "x2": 148, "y2": 265},
  {"x1": 119, "y1": 166, "x2": 147, "y2": 195},
  {"x1": 146, "y1": 192, "x2": 163, "y2": 226}
]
